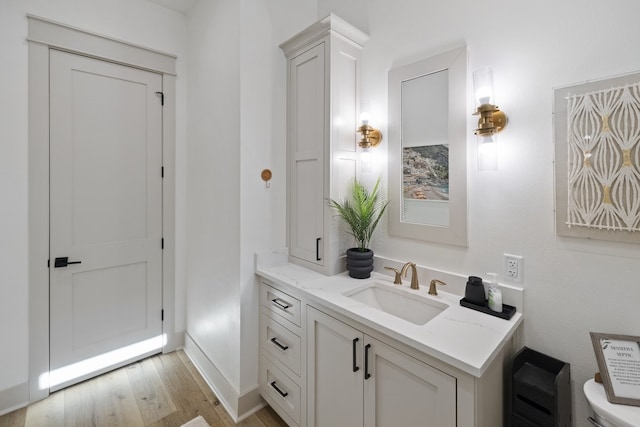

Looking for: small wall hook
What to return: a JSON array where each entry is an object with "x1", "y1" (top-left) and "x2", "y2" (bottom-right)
[{"x1": 261, "y1": 169, "x2": 272, "y2": 188}]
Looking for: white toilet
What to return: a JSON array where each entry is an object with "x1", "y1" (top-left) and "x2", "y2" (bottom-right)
[{"x1": 583, "y1": 379, "x2": 640, "y2": 427}]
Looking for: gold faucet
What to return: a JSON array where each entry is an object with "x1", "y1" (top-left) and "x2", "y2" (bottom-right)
[
  {"x1": 384, "y1": 266, "x2": 403, "y2": 284},
  {"x1": 400, "y1": 262, "x2": 419, "y2": 290},
  {"x1": 428, "y1": 279, "x2": 446, "y2": 296}
]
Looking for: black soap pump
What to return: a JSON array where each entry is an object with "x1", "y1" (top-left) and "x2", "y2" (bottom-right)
[{"x1": 465, "y1": 276, "x2": 486, "y2": 306}]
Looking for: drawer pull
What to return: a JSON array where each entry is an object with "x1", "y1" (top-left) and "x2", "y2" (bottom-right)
[
  {"x1": 352, "y1": 338, "x2": 360, "y2": 372},
  {"x1": 271, "y1": 298, "x2": 290, "y2": 310},
  {"x1": 364, "y1": 343, "x2": 371, "y2": 380},
  {"x1": 270, "y1": 381, "x2": 288, "y2": 398},
  {"x1": 270, "y1": 337, "x2": 289, "y2": 351}
]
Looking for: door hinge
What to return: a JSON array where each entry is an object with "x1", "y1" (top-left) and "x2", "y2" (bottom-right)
[
  {"x1": 161, "y1": 166, "x2": 164, "y2": 178},
  {"x1": 161, "y1": 309, "x2": 164, "y2": 321},
  {"x1": 161, "y1": 238, "x2": 164, "y2": 249},
  {"x1": 155, "y1": 91, "x2": 164, "y2": 105},
  {"x1": 47, "y1": 259, "x2": 50, "y2": 268}
]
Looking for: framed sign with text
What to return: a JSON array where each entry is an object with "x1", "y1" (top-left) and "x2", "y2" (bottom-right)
[{"x1": 590, "y1": 332, "x2": 640, "y2": 406}]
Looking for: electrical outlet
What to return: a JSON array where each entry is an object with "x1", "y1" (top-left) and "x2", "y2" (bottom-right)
[{"x1": 504, "y1": 254, "x2": 524, "y2": 283}]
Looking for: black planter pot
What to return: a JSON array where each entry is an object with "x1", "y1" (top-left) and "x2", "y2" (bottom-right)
[{"x1": 346, "y1": 248, "x2": 374, "y2": 279}]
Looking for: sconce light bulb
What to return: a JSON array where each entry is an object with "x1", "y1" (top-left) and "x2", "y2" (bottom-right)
[
  {"x1": 476, "y1": 88, "x2": 493, "y2": 106},
  {"x1": 360, "y1": 112, "x2": 370, "y2": 125},
  {"x1": 478, "y1": 137, "x2": 498, "y2": 171},
  {"x1": 473, "y1": 67, "x2": 495, "y2": 106},
  {"x1": 481, "y1": 135, "x2": 495, "y2": 144},
  {"x1": 360, "y1": 149, "x2": 373, "y2": 173}
]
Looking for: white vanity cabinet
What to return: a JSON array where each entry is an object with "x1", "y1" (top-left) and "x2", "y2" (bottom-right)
[
  {"x1": 280, "y1": 14, "x2": 368, "y2": 275},
  {"x1": 259, "y1": 282, "x2": 304, "y2": 426},
  {"x1": 307, "y1": 306, "x2": 456, "y2": 427},
  {"x1": 257, "y1": 274, "x2": 515, "y2": 427}
]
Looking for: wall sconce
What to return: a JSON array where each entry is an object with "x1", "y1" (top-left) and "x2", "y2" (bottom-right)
[
  {"x1": 358, "y1": 113, "x2": 382, "y2": 173},
  {"x1": 357, "y1": 113, "x2": 383, "y2": 149},
  {"x1": 473, "y1": 67, "x2": 507, "y2": 170}
]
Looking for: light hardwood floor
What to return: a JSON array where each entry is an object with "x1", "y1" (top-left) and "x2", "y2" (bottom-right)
[{"x1": 0, "y1": 350, "x2": 287, "y2": 427}]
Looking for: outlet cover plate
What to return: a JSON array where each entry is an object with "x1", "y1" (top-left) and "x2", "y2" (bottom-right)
[{"x1": 504, "y1": 253, "x2": 524, "y2": 283}]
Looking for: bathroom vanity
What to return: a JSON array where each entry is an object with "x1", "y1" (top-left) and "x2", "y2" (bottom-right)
[{"x1": 256, "y1": 255, "x2": 523, "y2": 427}]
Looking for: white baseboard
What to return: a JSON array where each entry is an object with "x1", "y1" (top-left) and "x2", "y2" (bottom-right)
[
  {"x1": 164, "y1": 330, "x2": 185, "y2": 353},
  {"x1": 236, "y1": 384, "x2": 265, "y2": 422},
  {"x1": 0, "y1": 381, "x2": 29, "y2": 417},
  {"x1": 183, "y1": 333, "x2": 263, "y2": 422}
]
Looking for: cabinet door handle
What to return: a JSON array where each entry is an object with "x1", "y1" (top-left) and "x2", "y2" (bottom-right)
[
  {"x1": 270, "y1": 381, "x2": 288, "y2": 398},
  {"x1": 270, "y1": 337, "x2": 289, "y2": 351},
  {"x1": 316, "y1": 238, "x2": 322, "y2": 261},
  {"x1": 587, "y1": 417, "x2": 605, "y2": 427},
  {"x1": 271, "y1": 298, "x2": 290, "y2": 310},
  {"x1": 364, "y1": 343, "x2": 371, "y2": 379},
  {"x1": 352, "y1": 338, "x2": 360, "y2": 372}
]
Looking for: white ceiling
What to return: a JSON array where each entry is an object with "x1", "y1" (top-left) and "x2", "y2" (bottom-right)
[{"x1": 147, "y1": 0, "x2": 197, "y2": 14}]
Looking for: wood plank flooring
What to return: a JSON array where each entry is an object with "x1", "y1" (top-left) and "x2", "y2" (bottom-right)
[{"x1": 0, "y1": 350, "x2": 287, "y2": 427}]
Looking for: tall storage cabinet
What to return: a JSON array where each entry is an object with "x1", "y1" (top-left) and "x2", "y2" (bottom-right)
[{"x1": 280, "y1": 15, "x2": 368, "y2": 275}]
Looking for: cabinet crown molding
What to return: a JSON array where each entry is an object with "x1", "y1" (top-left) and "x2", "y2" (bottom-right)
[{"x1": 279, "y1": 13, "x2": 369, "y2": 57}]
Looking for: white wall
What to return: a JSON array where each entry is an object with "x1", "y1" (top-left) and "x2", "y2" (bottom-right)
[
  {"x1": 318, "y1": 0, "x2": 640, "y2": 424},
  {"x1": 0, "y1": 0, "x2": 188, "y2": 404},
  {"x1": 239, "y1": 0, "x2": 317, "y2": 393},
  {"x1": 185, "y1": 0, "x2": 315, "y2": 401},
  {"x1": 186, "y1": 0, "x2": 243, "y2": 390}
]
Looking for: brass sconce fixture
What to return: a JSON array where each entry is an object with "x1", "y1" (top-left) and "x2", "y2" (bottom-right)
[
  {"x1": 474, "y1": 104, "x2": 507, "y2": 138},
  {"x1": 357, "y1": 113, "x2": 382, "y2": 173},
  {"x1": 357, "y1": 113, "x2": 383, "y2": 149},
  {"x1": 473, "y1": 67, "x2": 507, "y2": 170}
]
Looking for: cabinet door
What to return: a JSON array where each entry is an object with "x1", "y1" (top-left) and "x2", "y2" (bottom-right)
[
  {"x1": 307, "y1": 307, "x2": 363, "y2": 427},
  {"x1": 288, "y1": 43, "x2": 326, "y2": 265},
  {"x1": 363, "y1": 337, "x2": 456, "y2": 427}
]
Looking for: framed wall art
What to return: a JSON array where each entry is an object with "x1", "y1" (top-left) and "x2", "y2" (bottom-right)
[{"x1": 554, "y1": 71, "x2": 640, "y2": 243}]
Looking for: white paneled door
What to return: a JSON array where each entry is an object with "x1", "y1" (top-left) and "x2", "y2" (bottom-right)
[{"x1": 49, "y1": 49, "x2": 163, "y2": 391}]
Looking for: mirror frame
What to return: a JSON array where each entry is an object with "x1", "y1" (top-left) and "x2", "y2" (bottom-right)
[{"x1": 388, "y1": 46, "x2": 468, "y2": 246}]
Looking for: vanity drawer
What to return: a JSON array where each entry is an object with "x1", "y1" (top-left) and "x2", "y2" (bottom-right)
[
  {"x1": 260, "y1": 314, "x2": 301, "y2": 376},
  {"x1": 260, "y1": 283, "x2": 301, "y2": 328},
  {"x1": 259, "y1": 355, "x2": 301, "y2": 426}
]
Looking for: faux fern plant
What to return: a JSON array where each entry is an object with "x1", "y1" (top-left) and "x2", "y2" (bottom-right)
[{"x1": 330, "y1": 177, "x2": 389, "y2": 252}]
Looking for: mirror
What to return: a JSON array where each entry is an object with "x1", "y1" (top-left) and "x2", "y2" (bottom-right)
[{"x1": 388, "y1": 46, "x2": 467, "y2": 246}]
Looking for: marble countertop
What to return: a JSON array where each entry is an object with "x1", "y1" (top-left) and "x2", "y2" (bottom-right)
[{"x1": 256, "y1": 253, "x2": 523, "y2": 378}]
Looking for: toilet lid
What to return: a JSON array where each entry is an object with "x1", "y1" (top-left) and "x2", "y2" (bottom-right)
[{"x1": 584, "y1": 379, "x2": 640, "y2": 427}]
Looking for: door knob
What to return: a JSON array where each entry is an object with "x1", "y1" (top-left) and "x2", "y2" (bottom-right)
[{"x1": 54, "y1": 257, "x2": 82, "y2": 268}]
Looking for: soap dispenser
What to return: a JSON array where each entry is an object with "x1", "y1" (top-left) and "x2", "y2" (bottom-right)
[
  {"x1": 486, "y1": 273, "x2": 503, "y2": 312},
  {"x1": 464, "y1": 276, "x2": 486, "y2": 306}
]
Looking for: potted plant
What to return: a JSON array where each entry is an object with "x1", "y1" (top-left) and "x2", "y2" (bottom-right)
[{"x1": 330, "y1": 177, "x2": 389, "y2": 279}]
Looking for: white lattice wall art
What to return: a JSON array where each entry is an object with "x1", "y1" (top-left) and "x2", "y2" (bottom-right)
[
  {"x1": 566, "y1": 83, "x2": 640, "y2": 231},
  {"x1": 555, "y1": 72, "x2": 640, "y2": 243}
]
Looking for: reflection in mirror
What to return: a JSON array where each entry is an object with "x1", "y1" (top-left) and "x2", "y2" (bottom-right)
[
  {"x1": 401, "y1": 69, "x2": 449, "y2": 226},
  {"x1": 388, "y1": 46, "x2": 467, "y2": 246}
]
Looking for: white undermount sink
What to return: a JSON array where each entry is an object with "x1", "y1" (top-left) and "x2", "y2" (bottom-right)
[{"x1": 344, "y1": 282, "x2": 448, "y2": 325}]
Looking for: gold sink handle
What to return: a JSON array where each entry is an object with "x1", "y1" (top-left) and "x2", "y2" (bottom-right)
[
  {"x1": 429, "y1": 279, "x2": 447, "y2": 296},
  {"x1": 384, "y1": 266, "x2": 402, "y2": 284}
]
